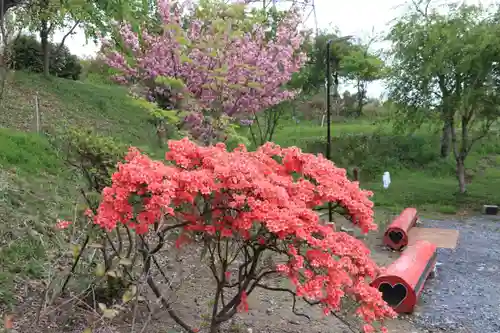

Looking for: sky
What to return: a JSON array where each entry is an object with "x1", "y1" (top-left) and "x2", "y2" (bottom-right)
[{"x1": 52, "y1": 0, "x2": 496, "y2": 98}]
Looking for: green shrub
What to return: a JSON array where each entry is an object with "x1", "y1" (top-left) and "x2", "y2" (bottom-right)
[
  {"x1": 9, "y1": 35, "x2": 82, "y2": 80},
  {"x1": 225, "y1": 123, "x2": 251, "y2": 150},
  {"x1": 302, "y1": 133, "x2": 450, "y2": 180},
  {"x1": 59, "y1": 127, "x2": 127, "y2": 193},
  {"x1": 80, "y1": 57, "x2": 115, "y2": 84}
]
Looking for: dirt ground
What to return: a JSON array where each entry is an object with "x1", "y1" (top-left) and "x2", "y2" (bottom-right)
[{"x1": 8, "y1": 216, "x2": 425, "y2": 333}]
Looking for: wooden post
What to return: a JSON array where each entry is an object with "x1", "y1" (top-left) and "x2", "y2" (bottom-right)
[
  {"x1": 353, "y1": 167, "x2": 359, "y2": 182},
  {"x1": 34, "y1": 93, "x2": 40, "y2": 132}
]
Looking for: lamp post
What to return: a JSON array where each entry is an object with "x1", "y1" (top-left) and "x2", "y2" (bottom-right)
[{"x1": 325, "y1": 36, "x2": 352, "y2": 222}]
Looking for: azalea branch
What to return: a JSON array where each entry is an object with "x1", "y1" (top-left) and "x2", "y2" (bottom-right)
[
  {"x1": 255, "y1": 283, "x2": 311, "y2": 320},
  {"x1": 125, "y1": 224, "x2": 134, "y2": 258},
  {"x1": 215, "y1": 246, "x2": 263, "y2": 323},
  {"x1": 139, "y1": 236, "x2": 195, "y2": 333},
  {"x1": 144, "y1": 263, "x2": 195, "y2": 333},
  {"x1": 61, "y1": 233, "x2": 90, "y2": 294},
  {"x1": 254, "y1": 283, "x2": 358, "y2": 333},
  {"x1": 61, "y1": 187, "x2": 99, "y2": 294},
  {"x1": 116, "y1": 224, "x2": 123, "y2": 254}
]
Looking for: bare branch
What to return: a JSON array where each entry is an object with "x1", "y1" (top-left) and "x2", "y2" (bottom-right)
[
  {"x1": 54, "y1": 19, "x2": 80, "y2": 55},
  {"x1": 254, "y1": 283, "x2": 311, "y2": 320},
  {"x1": 140, "y1": 237, "x2": 195, "y2": 333},
  {"x1": 255, "y1": 283, "x2": 359, "y2": 333}
]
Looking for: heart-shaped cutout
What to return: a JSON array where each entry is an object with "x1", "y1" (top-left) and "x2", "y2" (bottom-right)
[
  {"x1": 378, "y1": 283, "x2": 407, "y2": 308},
  {"x1": 485, "y1": 206, "x2": 498, "y2": 215},
  {"x1": 388, "y1": 230, "x2": 403, "y2": 244}
]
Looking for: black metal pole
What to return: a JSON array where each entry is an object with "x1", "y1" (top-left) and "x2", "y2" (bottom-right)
[
  {"x1": 325, "y1": 36, "x2": 351, "y2": 222},
  {"x1": 326, "y1": 39, "x2": 333, "y2": 222},
  {"x1": 326, "y1": 40, "x2": 332, "y2": 161}
]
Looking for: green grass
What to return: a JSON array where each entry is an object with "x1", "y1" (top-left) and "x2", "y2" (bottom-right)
[
  {"x1": 0, "y1": 128, "x2": 63, "y2": 174},
  {"x1": 0, "y1": 129, "x2": 76, "y2": 308},
  {"x1": 269, "y1": 119, "x2": 387, "y2": 148},
  {"x1": 366, "y1": 167, "x2": 500, "y2": 214}
]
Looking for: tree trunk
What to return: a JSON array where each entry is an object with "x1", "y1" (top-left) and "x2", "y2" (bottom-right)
[
  {"x1": 355, "y1": 94, "x2": 363, "y2": 117},
  {"x1": 156, "y1": 126, "x2": 164, "y2": 148},
  {"x1": 456, "y1": 157, "x2": 466, "y2": 193},
  {"x1": 355, "y1": 80, "x2": 364, "y2": 118},
  {"x1": 209, "y1": 322, "x2": 221, "y2": 333},
  {"x1": 448, "y1": 114, "x2": 466, "y2": 194},
  {"x1": 40, "y1": 19, "x2": 50, "y2": 77},
  {"x1": 440, "y1": 118, "x2": 452, "y2": 158}
]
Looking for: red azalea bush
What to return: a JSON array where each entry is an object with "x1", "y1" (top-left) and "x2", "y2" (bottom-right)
[{"x1": 93, "y1": 137, "x2": 395, "y2": 332}]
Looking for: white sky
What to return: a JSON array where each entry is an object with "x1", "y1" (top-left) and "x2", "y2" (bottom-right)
[{"x1": 52, "y1": 0, "x2": 496, "y2": 98}]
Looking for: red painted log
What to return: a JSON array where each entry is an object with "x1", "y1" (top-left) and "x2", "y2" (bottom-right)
[
  {"x1": 370, "y1": 240, "x2": 437, "y2": 314},
  {"x1": 383, "y1": 207, "x2": 418, "y2": 250}
]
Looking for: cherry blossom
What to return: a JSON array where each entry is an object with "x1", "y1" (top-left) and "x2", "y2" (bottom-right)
[{"x1": 102, "y1": 0, "x2": 306, "y2": 123}]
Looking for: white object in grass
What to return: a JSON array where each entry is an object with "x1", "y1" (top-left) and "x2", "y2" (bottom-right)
[{"x1": 382, "y1": 171, "x2": 391, "y2": 189}]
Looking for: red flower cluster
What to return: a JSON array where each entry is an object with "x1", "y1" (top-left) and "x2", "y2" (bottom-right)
[
  {"x1": 94, "y1": 138, "x2": 395, "y2": 331},
  {"x1": 55, "y1": 219, "x2": 72, "y2": 230}
]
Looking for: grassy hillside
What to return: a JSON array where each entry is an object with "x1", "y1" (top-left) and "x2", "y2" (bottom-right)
[
  {"x1": 0, "y1": 71, "x2": 161, "y2": 308},
  {"x1": 1, "y1": 71, "x2": 158, "y2": 148},
  {"x1": 0, "y1": 128, "x2": 75, "y2": 305},
  {"x1": 0, "y1": 70, "x2": 499, "y2": 309}
]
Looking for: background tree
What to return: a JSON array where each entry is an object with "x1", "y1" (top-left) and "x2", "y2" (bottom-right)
[
  {"x1": 84, "y1": 0, "x2": 162, "y2": 45},
  {"x1": 12, "y1": 0, "x2": 153, "y2": 77},
  {"x1": 103, "y1": 0, "x2": 306, "y2": 146},
  {"x1": 301, "y1": 30, "x2": 353, "y2": 94},
  {"x1": 18, "y1": 0, "x2": 93, "y2": 76},
  {"x1": 340, "y1": 38, "x2": 385, "y2": 117},
  {"x1": 245, "y1": 5, "x2": 313, "y2": 145},
  {"x1": 386, "y1": 1, "x2": 500, "y2": 193}
]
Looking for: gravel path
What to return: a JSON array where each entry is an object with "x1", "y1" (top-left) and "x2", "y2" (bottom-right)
[{"x1": 413, "y1": 216, "x2": 500, "y2": 332}]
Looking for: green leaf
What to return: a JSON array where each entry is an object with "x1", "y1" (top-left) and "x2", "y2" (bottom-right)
[
  {"x1": 122, "y1": 285, "x2": 137, "y2": 303},
  {"x1": 95, "y1": 263, "x2": 106, "y2": 277},
  {"x1": 180, "y1": 55, "x2": 192, "y2": 63},
  {"x1": 103, "y1": 308, "x2": 119, "y2": 319},
  {"x1": 71, "y1": 244, "x2": 81, "y2": 260},
  {"x1": 98, "y1": 302, "x2": 107, "y2": 312},
  {"x1": 98, "y1": 302, "x2": 119, "y2": 318},
  {"x1": 106, "y1": 270, "x2": 120, "y2": 278},
  {"x1": 247, "y1": 81, "x2": 262, "y2": 89},
  {"x1": 122, "y1": 291, "x2": 133, "y2": 303}
]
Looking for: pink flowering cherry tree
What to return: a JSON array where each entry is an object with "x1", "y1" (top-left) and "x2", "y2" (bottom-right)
[
  {"x1": 89, "y1": 138, "x2": 395, "y2": 333},
  {"x1": 102, "y1": 0, "x2": 307, "y2": 144}
]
